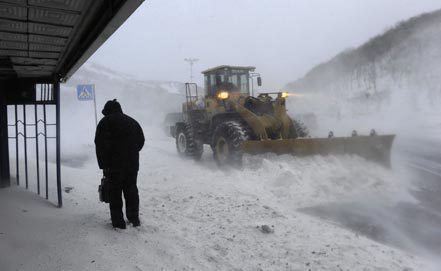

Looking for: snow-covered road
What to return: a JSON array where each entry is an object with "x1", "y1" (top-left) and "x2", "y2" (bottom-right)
[
  {"x1": 302, "y1": 135, "x2": 441, "y2": 265},
  {"x1": 0, "y1": 129, "x2": 434, "y2": 270}
]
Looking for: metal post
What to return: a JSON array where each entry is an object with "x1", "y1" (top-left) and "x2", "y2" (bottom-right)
[
  {"x1": 43, "y1": 103, "x2": 48, "y2": 199},
  {"x1": 0, "y1": 95, "x2": 10, "y2": 188},
  {"x1": 34, "y1": 104, "x2": 40, "y2": 195},
  {"x1": 14, "y1": 104, "x2": 19, "y2": 185},
  {"x1": 184, "y1": 58, "x2": 199, "y2": 83},
  {"x1": 55, "y1": 82, "x2": 62, "y2": 207},
  {"x1": 190, "y1": 62, "x2": 193, "y2": 82},
  {"x1": 23, "y1": 105, "x2": 28, "y2": 189},
  {"x1": 93, "y1": 84, "x2": 97, "y2": 126}
]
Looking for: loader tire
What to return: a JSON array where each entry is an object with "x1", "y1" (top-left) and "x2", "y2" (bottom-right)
[
  {"x1": 289, "y1": 120, "x2": 309, "y2": 138},
  {"x1": 176, "y1": 123, "x2": 203, "y2": 160},
  {"x1": 212, "y1": 121, "x2": 250, "y2": 167}
]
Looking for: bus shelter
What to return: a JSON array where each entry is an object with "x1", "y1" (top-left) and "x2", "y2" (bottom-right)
[{"x1": 0, "y1": 0, "x2": 144, "y2": 207}]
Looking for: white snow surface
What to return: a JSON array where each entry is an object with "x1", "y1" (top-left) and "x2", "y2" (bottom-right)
[
  {"x1": 1, "y1": 61, "x2": 437, "y2": 270},
  {"x1": 0, "y1": 126, "x2": 433, "y2": 270}
]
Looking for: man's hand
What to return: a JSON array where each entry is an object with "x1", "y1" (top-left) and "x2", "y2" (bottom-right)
[{"x1": 103, "y1": 168, "x2": 111, "y2": 177}]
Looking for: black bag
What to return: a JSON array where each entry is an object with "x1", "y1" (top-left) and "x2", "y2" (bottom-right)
[{"x1": 98, "y1": 176, "x2": 110, "y2": 203}]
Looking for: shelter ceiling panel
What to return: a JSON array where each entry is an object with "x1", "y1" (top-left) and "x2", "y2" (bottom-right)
[
  {"x1": 0, "y1": 19, "x2": 27, "y2": 33},
  {"x1": 0, "y1": 49, "x2": 27, "y2": 57},
  {"x1": 29, "y1": 7, "x2": 79, "y2": 26},
  {"x1": 0, "y1": 3, "x2": 27, "y2": 20},
  {"x1": 28, "y1": 0, "x2": 88, "y2": 12},
  {"x1": 28, "y1": 22, "x2": 72, "y2": 37},
  {"x1": 29, "y1": 43, "x2": 63, "y2": 52},
  {"x1": 29, "y1": 51, "x2": 59, "y2": 59},
  {"x1": 28, "y1": 34, "x2": 67, "y2": 46},
  {"x1": 0, "y1": 40, "x2": 27, "y2": 50},
  {"x1": 0, "y1": 32, "x2": 27, "y2": 42},
  {"x1": 10, "y1": 57, "x2": 57, "y2": 66}
]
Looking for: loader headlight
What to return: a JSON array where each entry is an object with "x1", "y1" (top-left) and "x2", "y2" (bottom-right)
[
  {"x1": 281, "y1": 92, "x2": 289, "y2": 98},
  {"x1": 217, "y1": 91, "x2": 229, "y2": 100}
]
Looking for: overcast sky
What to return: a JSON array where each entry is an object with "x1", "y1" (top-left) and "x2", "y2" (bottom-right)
[{"x1": 89, "y1": 0, "x2": 441, "y2": 89}]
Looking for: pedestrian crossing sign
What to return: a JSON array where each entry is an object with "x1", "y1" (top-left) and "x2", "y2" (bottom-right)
[{"x1": 77, "y1": 84, "x2": 94, "y2": 101}]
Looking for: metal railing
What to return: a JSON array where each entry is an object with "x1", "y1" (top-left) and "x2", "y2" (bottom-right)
[
  {"x1": 7, "y1": 83, "x2": 62, "y2": 207},
  {"x1": 185, "y1": 83, "x2": 199, "y2": 110}
]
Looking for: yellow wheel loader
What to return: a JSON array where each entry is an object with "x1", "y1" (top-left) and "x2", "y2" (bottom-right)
[{"x1": 169, "y1": 65, "x2": 394, "y2": 167}]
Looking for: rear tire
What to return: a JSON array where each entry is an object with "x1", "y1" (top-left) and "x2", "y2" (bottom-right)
[
  {"x1": 176, "y1": 123, "x2": 203, "y2": 160},
  {"x1": 212, "y1": 121, "x2": 250, "y2": 167}
]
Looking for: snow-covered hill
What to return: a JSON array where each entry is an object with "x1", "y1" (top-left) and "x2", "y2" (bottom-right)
[{"x1": 286, "y1": 9, "x2": 441, "y2": 137}]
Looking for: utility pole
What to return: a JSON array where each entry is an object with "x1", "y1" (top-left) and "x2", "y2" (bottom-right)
[{"x1": 184, "y1": 58, "x2": 199, "y2": 83}]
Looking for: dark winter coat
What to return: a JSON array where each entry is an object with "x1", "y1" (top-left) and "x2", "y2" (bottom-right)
[{"x1": 95, "y1": 100, "x2": 145, "y2": 172}]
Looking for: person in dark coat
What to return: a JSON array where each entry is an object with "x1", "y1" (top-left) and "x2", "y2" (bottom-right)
[{"x1": 95, "y1": 99, "x2": 145, "y2": 229}]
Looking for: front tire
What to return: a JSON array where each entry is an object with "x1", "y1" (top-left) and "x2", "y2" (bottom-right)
[
  {"x1": 176, "y1": 123, "x2": 203, "y2": 160},
  {"x1": 212, "y1": 121, "x2": 250, "y2": 167}
]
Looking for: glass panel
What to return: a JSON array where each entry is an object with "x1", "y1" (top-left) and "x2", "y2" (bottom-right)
[
  {"x1": 204, "y1": 75, "x2": 209, "y2": 96},
  {"x1": 228, "y1": 74, "x2": 239, "y2": 88},
  {"x1": 210, "y1": 74, "x2": 216, "y2": 87},
  {"x1": 208, "y1": 74, "x2": 226, "y2": 96},
  {"x1": 240, "y1": 74, "x2": 249, "y2": 94},
  {"x1": 209, "y1": 74, "x2": 217, "y2": 96}
]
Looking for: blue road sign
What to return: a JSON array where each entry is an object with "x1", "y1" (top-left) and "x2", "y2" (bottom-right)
[{"x1": 77, "y1": 84, "x2": 94, "y2": 101}]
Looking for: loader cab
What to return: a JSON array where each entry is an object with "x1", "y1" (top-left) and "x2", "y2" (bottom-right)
[{"x1": 202, "y1": 66, "x2": 257, "y2": 97}]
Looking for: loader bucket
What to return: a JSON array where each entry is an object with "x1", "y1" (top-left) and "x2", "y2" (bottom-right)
[{"x1": 242, "y1": 135, "x2": 395, "y2": 167}]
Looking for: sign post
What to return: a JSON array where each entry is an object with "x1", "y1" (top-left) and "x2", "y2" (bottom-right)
[
  {"x1": 92, "y1": 85, "x2": 97, "y2": 126},
  {"x1": 76, "y1": 84, "x2": 97, "y2": 126}
]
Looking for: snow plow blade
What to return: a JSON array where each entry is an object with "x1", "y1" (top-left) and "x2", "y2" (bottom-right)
[{"x1": 242, "y1": 135, "x2": 395, "y2": 167}]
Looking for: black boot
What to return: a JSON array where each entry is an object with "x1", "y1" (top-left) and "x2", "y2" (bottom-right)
[
  {"x1": 129, "y1": 219, "x2": 140, "y2": 227},
  {"x1": 112, "y1": 221, "x2": 126, "y2": 229}
]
